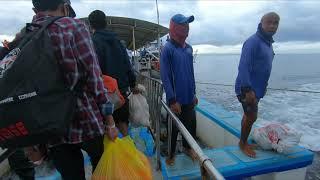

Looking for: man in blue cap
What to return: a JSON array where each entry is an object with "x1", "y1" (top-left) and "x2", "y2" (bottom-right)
[
  {"x1": 160, "y1": 14, "x2": 197, "y2": 165},
  {"x1": 235, "y1": 12, "x2": 280, "y2": 158}
]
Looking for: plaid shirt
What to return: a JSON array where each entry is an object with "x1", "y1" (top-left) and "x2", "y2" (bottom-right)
[{"x1": 32, "y1": 14, "x2": 113, "y2": 145}]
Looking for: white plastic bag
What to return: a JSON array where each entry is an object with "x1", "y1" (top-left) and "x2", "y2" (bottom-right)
[
  {"x1": 136, "y1": 84, "x2": 146, "y2": 94},
  {"x1": 253, "y1": 123, "x2": 302, "y2": 153},
  {"x1": 128, "y1": 93, "x2": 150, "y2": 127}
]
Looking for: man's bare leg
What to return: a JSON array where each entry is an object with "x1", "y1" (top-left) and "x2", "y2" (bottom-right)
[{"x1": 239, "y1": 113, "x2": 257, "y2": 158}]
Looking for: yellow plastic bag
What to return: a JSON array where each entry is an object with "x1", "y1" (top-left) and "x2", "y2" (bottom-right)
[{"x1": 92, "y1": 136, "x2": 153, "y2": 180}]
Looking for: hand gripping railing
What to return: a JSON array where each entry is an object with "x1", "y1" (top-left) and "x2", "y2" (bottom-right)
[{"x1": 136, "y1": 71, "x2": 224, "y2": 180}]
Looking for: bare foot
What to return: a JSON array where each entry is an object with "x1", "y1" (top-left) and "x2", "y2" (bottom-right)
[
  {"x1": 166, "y1": 157, "x2": 175, "y2": 166},
  {"x1": 239, "y1": 141, "x2": 256, "y2": 158},
  {"x1": 185, "y1": 149, "x2": 197, "y2": 161}
]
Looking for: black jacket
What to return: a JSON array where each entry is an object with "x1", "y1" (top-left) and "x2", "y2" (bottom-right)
[{"x1": 92, "y1": 30, "x2": 136, "y2": 95}]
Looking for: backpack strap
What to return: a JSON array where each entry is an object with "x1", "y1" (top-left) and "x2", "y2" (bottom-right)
[
  {"x1": 34, "y1": 16, "x2": 63, "y2": 39},
  {"x1": 23, "y1": 16, "x2": 86, "y2": 94},
  {"x1": 18, "y1": 17, "x2": 63, "y2": 48},
  {"x1": 36, "y1": 17, "x2": 86, "y2": 94}
]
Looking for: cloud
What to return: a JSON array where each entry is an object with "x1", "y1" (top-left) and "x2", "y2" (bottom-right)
[
  {"x1": 0, "y1": 1, "x2": 34, "y2": 34},
  {"x1": 194, "y1": 41, "x2": 320, "y2": 54},
  {"x1": 0, "y1": 35, "x2": 15, "y2": 43},
  {"x1": 187, "y1": 1, "x2": 320, "y2": 45},
  {"x1": 274, "y1": 41, "x2": 320, "y2": 54},
  {"x1": 193, "y1": 44, "x2": 242, "y2": 54},
  {"x1": 0, "y1": 0, "x2": 319, "y2": 53}
]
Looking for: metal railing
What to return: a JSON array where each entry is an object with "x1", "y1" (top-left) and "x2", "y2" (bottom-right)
[
  {"x1": 136, "y1": 71, "x2": 163, "y2": 170},
  {"x1": 136, "y1": 70, "x2": 225, "y2": 180}
]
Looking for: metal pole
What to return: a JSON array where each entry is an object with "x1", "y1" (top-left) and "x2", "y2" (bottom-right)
[
  {"x1": 151, "y1": 81, "x2": 155, "y2": 128},
  {"x1": 132, "y1": 21, "x2": 136, "y2": 57},
  {"x1": 167, "y1": 115, "x2": 172, "y2": 158},
  {"x1": 155, "y1": 88, "x2": 161, "y2": 169},
  {"x1": 154, "y1": 2, "x2": 163, "y2": 168},
  {"x1": 155, "y1": 0, "x2": 161, "y2": 54}
]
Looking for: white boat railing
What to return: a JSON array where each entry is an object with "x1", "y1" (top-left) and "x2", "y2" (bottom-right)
[{"x1": 136, "y1": 71, "x2": 225, "y2": 180}]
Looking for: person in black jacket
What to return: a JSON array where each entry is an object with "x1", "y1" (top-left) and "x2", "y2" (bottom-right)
[{"x1": 89, "y1": 10, "x2": 137, "y2": 136}]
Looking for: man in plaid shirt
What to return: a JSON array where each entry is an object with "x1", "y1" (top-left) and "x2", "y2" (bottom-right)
[{"x1": 31, "y1": 0, "x2": 117, "y2": 179}]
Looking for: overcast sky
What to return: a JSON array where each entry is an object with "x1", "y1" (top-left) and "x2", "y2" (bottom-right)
[{"x1": 0, "y1": 0, "x2": 319, "y2": 53}]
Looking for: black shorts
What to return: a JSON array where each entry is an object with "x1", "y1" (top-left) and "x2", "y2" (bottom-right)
[
  {"x1": 112, "y1": 99, "x2": 129, "y2": 124},
  {"x1": 237, "y1": 94, "x2": 259, "y2": 114}
]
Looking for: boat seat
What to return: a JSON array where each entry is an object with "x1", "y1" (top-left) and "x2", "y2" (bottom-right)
[
  {"x1": 160, "y1": 145, "x2": 313, "y2": 180},
  {"x1": 196, "y1": 98, "x2": 248, "y2": 141},
  {"x1": 159, "y1": 98, "x2": 314, "y2": 180}
]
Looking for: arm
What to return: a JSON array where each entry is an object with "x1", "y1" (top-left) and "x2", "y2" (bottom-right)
[
  {"x1": 127, "y1": 64, "x2": 136, "y2": 89},
  {"x1": 160, "y1": 47, "x2": 175, "y2": 105},
  {"x1": 190, "y1": 47, "x2": 196, "y2": 95},
  {"x1": 121, "y1": 44, "x2": 136, "y2": 89},
  {"x1": 238, "y1": 40, "x2": 256, "y2": 103},
  {"x1": 238, "y1": 40, "x2": 255, "y2": 91},
  {"x1": 191, "y1": 49, "x2": 198, "y2": 105}
]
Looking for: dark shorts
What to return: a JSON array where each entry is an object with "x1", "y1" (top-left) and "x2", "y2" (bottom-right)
[
  {"x1": 237, "y1": 94, "x2": 259, "y2": 114},
  {"x1": 113, "y1": 99, "x2": 129, "y2": 124}
]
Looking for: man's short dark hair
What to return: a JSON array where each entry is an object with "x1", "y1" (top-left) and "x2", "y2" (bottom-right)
[
  {"x1": 88, "y1": 10, "x2": 107, "y2": 30},
  {"x1": 32, "y1": 0, "x2": 63, "y2": 11}
]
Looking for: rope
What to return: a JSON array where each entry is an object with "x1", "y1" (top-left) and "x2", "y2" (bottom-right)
[{"x1": 195, "y1": 81, "x2": 320, "y2": 94}]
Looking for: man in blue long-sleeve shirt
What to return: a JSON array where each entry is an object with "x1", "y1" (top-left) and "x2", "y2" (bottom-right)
[
  {"x1": 235, "y1": 12, "x2": 280, "y2": 158},
  {"x1": 160, "y1": 14, "x2": 197, "y2": 165}
]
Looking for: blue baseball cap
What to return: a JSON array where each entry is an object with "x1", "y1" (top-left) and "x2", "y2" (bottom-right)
[{"x1": 171, "y1": 14, "x2": 194, "y2": 24}]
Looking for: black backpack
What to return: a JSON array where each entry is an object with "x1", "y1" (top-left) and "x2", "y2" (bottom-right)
[{"x1": 0, "y1": 17, "x2": 77, "y2": 148}]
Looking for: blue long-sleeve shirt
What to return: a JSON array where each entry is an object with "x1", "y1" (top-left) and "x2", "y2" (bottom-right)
[
  {"x1": 235, "y1": 28, "x2": 275, "y2": 99},
  {"x1": 160, "y1": 40, "x2": 196, "y2": 105}
]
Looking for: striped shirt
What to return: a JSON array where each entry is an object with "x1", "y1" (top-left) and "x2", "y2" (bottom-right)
[{"x1": 32, "y1": 13, "x2": 113, "y2": 145}]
